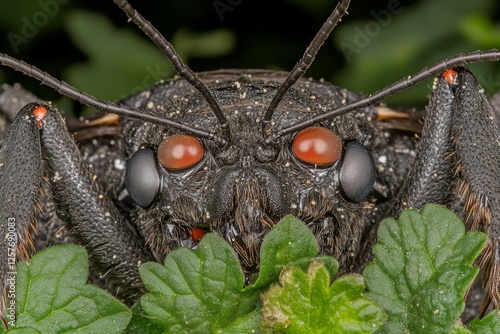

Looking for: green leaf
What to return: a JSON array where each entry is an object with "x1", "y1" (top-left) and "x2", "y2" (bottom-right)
[
  {"x1": 261, "y1": 260, "x2": 386, "y2": 333},
  {"x1": 220, "y1": 309, "x2": 263, "y2": 334},
  {"x1": 139, "y1": 215, "x2": 341, "y2": 333},
  {"x1": 124, "y1": 303, "x2": 162, "y2": 334},
  {"x1": 5, "y1": 328, "x2": 41, "y2": 334},
  {"x1": 449, "y1": 323, "x2": 472, "y2": 334},
  {"x1": 467, "y1": 311, "x2": 500, "y2": 333},
  {"x1": 364, "y1": 204, "x2": 487, "y2": 333},
  {"x1": 251, "y1": 215, "x2": 338, "y2": 290},
  {"x1": 12, "y1": 245, "x2": 131, "y2": 333},
  {"x1": 140, "y1": 233, "x2": 261, "y2": 333}
]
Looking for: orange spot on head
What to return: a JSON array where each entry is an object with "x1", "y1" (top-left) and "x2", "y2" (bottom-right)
[
  {"x1": 190, "y1": 227, "x2": 207, "y2": 243},
  {"x1": 33, "y1": 105, "x2": 48, "y2": 120},
  {"x1": 442, "y1": 69, "x2": 458, "y2": 85},
  {"x1": 33, "y1": 105, "x2": 48, "y2": 127}
]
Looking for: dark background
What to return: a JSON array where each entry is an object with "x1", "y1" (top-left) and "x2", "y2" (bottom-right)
[{"x1": 0, "y1": 0, "x2": 499, "y2": 116}]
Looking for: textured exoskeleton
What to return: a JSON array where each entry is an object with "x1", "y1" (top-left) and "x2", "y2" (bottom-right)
[{"x1": 0, "y1": 0, "x2": 500, "y2": 319}]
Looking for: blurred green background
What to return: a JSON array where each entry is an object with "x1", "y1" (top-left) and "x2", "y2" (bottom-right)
[{"x1": 0, "y1": 0, "x2": 499, "y2": 116}]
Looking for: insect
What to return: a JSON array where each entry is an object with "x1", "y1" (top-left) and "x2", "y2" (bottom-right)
[{"x1": 0, "y1": 0, "x2": 499, "y2": 318}]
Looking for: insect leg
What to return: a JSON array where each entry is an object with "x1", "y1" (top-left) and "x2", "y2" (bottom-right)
[
  {"x1": 447, "y1": 68, "x2": 500, "y2": 311},
  {"x1": 389, "y1": 67, "x2": 500, "y2": 310},
  {"x1": 356, "y1": 68, "x2": 458, "y2": 268},
  {"x1": 389, "y1": 71, "x2": 457, "y2": 213},
  {"x1": 0, "y1": 104, "x2": 43, "y2": 314},
  {"x1": 1, "y1": 103, "x2": 153, "y2": 307}
]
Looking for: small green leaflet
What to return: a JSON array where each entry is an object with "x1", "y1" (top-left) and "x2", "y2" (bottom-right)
[
  {"x1": 363, "y1": 203, "x2": 490, "y2": 333},
  {"x1": 5, "y1": 245, "x2": 130, "y2": 333},
  {"x1": 139, "y1": 233, "x2": 261, "y2": 334},
  {"x1": 260, "y1": 260, "x2": 386, "y2": 334}
]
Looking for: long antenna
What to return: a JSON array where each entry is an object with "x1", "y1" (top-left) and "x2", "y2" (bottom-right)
[
  {"x1": 112, "y1": 0, "x2": 230, "y2": 142},
  {"x1": 265, "y1": 49, "x2": 500, "y2": 144},
  {"x1": 0, "y1": 53, "x2": 227, "y2": 146},
  {"x1": 262, "y1": 0, "x2": 351, "y2": 136}
]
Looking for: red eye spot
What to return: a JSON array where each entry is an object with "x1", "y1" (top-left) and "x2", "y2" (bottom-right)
[
  {"x1": 33, "y1": 105, "x2": 48, "y2": 127},
  {"x1": 158, "y1": 134, "x2": 204, "y2": 170},
  {"x1": 292, "y1": 126, "x2": 342, "y2": 166},
  {"x1": 190, "y1": 227, "x2": 207, "y2": 243},
  {"x1": 442, "y1": 69, "x2": 458, "y2": 85}
]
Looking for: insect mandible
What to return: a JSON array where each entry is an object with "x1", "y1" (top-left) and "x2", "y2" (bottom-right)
[{"x1": 0, "y1": 0, "x2": 500, "y2": 317}]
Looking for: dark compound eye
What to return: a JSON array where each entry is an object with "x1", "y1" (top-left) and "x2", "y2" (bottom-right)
[
  {"x1": 158, "y1": 134, "x2": 204, "y2": 171},
  {"x1": 291, "y1": 126, "x2": 342, "y2": 167},
  {"x1": 125, "y1": 147, "x2": 160, "y2": 208},
  {"x1": 339, "y1": 141, "x2": 376, "y2": 202}
]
